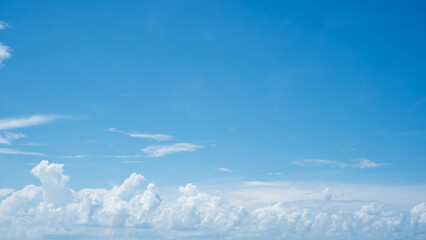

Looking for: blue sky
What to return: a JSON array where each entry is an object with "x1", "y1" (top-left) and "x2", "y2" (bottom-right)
[{"x1": 0, "y1": 1, "x2": 426, "y2": 239}]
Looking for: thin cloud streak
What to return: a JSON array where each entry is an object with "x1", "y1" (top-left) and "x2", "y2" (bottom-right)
[
  {"x1": 215, "y1": 167, "x2": 232, "y2": 172},
  {"x1": 0, "y1": 133, "x2": 25, "y2": 145},
  {"x1": 108, "y1": 128, "x2": 172, "y2": 141},
  {"x1": 0, "y1": 148, "x2": 46, "y2": 156},
  {"x1": 293, "y1": 158, "x2": 385, "y2": 169},
  {"x1": 0, "y1": 21, "x2": 9, "y2": 30},
  {"x1": 0, "y1": 115, "x2": 69, "y2": 130},
  {"x1": 59, "y1": 155, "x2": 90, "y2": 159},
  {"x1": 142, "y1": 143, "x2": 203, "y2": 157}
]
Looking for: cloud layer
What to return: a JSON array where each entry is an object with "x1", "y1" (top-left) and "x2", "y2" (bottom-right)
[{"x1": 0, "y1": 161, "x2": 425, "y2": 240}]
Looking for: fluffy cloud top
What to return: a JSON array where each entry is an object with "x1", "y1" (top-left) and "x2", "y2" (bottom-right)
[{"x1": 0, "y1": 161, "x2": 425, "y2": 240}]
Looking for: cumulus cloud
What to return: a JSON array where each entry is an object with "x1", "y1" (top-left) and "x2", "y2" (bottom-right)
[
  {"x1": 142, "y1": 143, "x2": 203, "y2": 157},
  {"x1": 0, "y1": 148, "x2": 45, "y2": 156},
  {"x1": 108, "y1": 128, "x2": 172, "y2": 141},
  {"x1": 0, "y1": 161, "x2": 425, "y2": 240},
  {"x1": 293, "y1": 158, "x2": 385, "y2": 169},
  {"x1": 0, "y1": 115, "x2": 69, "y2": 130},
  {"x1": 0, "y1": 188, "x2": 14, "y2": 198},
  {"x1": 0, "y1": 133, "x2": 25, "y2": 145}
]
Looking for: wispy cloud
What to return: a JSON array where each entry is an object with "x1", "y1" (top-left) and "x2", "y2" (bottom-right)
[
  {"x1": 0, "y1": 148, "x2": 46, "y2": 156},
  {"x1": 215, "y1": 167, "x2": 231, "y2": 172},
  {"x1": 107, "y1": 154, "x2": 142, "y2": 159},
  {"x1": 142, "y1": 143, "x2": 203, "y2": 157},
  {"x1": 0, "y1": 115, "x2": 69, "y2": 130},
  {"x1": 0, "y1": 21, "x2": 10, "y2": 30},
  {"x1": 292, "y1": 158, "x2": 385, "y2": 169},
  {"x1": 0, "y1": 43, "x2": 11, "y2": 67},
  {"x1": 0, "y1": 133, "x2": 25, "y2": 145},
  {"x1": 59, "y1": 155, "x2": 89, "y2": 159},
  {"x1": 108, "y1": 128, "x2": 172, "y2": 141}
]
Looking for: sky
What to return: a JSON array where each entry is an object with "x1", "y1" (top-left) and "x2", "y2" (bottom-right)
[{"x1": 0, "y1": 0, "x2": 426, "y2": 239}]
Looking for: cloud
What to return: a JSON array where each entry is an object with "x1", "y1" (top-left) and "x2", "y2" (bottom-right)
[
  {"x1": 293, "y1": 159, "x2": 347, "y2": 168},
  {"x1": 354, "y1": 158, "x2": 386, "y2": 168},
  {"x1": 0, "y1": 160, "x2": 425, "y2": 239},
  {"x1": 0, "y1": 21, "x2": 9, "y2": 30},
  {"x1": 215, "y1": 167, "x2": 231, "y2": 172},
  {"x1": 0, "y1": 133, "x2": 25, "y2": 145},
  {"x1": 0, "y1": 148, "x2": 45, "y2": 156},
  {"x1": 108, "y1": 154, "x2": 142, "y2": 159},
  {"x1": 0, "y1": 115, "x2": 69, "y2": 130},
  {"x1": 142, "y1": 143, "x2": 203, "y2": 157},
  {"x1": 108, "y1": 128, "x2": 172, "y2": 141},
  {"x1": 0, "y1": 43, "x2": 11, "y2": 67},
  {"x1": 293, "y1": 158, "x2": 385, "y2": 169},
  {"x1": 59, "y1": 155, "x2": 89, "y2": 159},
  {"x1": 0, "y1": 188, "x2": 14, "y2": 198}
]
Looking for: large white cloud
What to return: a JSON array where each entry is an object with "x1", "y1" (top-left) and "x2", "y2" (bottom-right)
[{"x1": 0, "y1": 161, "x2": 425, "y2": 240}]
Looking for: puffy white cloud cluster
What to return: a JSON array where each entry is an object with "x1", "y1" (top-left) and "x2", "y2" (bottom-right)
[{"x1": 0, "y1": 161, "x2": 425, "y2": 240}]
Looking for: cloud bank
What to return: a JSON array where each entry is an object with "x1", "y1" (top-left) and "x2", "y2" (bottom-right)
[{"x1": 0, "y1": 161, "x2": 425, "y2": 240}]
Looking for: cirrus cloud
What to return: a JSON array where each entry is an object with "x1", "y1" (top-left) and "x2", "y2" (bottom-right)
[{"x1": 142, "y1": 143, "x2": 203, "y2": 157}]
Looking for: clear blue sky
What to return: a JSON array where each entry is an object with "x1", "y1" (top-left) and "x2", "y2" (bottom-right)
[{"x1": 0, "y1": 1, "x2": 426, "y2": 239}]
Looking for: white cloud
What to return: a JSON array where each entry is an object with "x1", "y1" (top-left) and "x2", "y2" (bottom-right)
[
  {"x1": 355, "y1": 158, "x2": 386, "y2": 168},
  {"x1": 293, "y1": 158, "x2": 385, "y2": 169},
  {"x1": 59, "y1": 155, "x2": 89, "y2": 159},
  {"x1": 142, "y1": 143, "x2": 203, "y2": 157},
  {"x1": 215, "y1": 167, "x2": 231, "y2": 172},
  {"x1": 0, "y1": 21, "x2": 9, "y2": 30},
  {"x1": 0, "y1": 148, "x2": 45, "y2": 156},
  {"x1": 411, "y1": 202, "x2": 426, "y2": 225},
  {"x1": 0, "y1": 133, "x2": 25, "y2": 145},
  {"x1": 0, "y1": 115, "x2": 69, "y2": 130},
  {"x1": 108, "y1": 154, "x2": 142, "y2": 159},
  {"x1": 293, "y1": 159, "x2": 347, "y2": 168},
  {"x1": 0, "y1": 160, "x2": 425, "y2": 239},
  {"x1": 0, "y1": 43, "x2": 11, "y2": 67},
  {"x1": 108, "y1": 128, "x2": 172, "y2": 141},
  {"x1": 0, "y1": 188, "x2": 14, "y2": 198}
]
